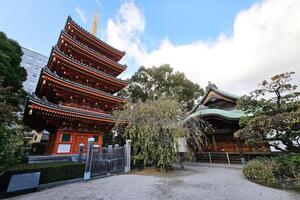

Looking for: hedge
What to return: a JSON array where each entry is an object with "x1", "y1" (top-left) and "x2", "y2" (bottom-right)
[
  {"x1": 0, "y1": 161, "x2": 84, "y2": 192},
  {"x1": 243, "y1": 154, "x2": 300, "y2": 190}
]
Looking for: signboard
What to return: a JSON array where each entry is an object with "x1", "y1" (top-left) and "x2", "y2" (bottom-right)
[
  {"x1": 57, "y1": 144, "x2": 71, "y2": 153},
  {"x1": 7, "y1": 172, "x2": 40, "y2": 193},
  {"x1": 177, "y1": 137, "x2": 187, "y2": 152}
]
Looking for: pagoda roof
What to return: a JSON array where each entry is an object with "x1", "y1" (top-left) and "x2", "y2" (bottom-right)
[
  {"x1": 26, "y1": 95, "x2": 116, "y2": 123},
  {"x1": 38, "y1": 67, "x2": 126, "y2": 103},
  {"x1": 50, "y1": 47, "x2": 128, "y2": 87},
  {"x1": 66, "y1": 16, "x2": 125, "y2": 60},
  {"x1": 60, "y1": 31, "x2": 127, "y2": 72}
]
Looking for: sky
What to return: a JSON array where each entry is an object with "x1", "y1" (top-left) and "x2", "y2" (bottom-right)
[{"x1": 0, "y1": 0, "x2": 299, "y2": 95}]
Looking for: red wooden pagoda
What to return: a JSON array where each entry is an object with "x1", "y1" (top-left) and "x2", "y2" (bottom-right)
[{"x1": 23, "y1": 16, "x2": 128, "y2": 155}]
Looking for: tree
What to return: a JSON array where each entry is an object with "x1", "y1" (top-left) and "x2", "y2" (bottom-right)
[
  {"x1": 0, "y1": 32, "x2": 27, "y2": 173},
  {"x1": 0, "y1": 31, "x2": 27, "y2": 107},
  {"x1": 113, "y1": 98, "x2": 208, "y2": 171},
  {"x1": 0, "y1": 79, "x2": 25, "y2": 174},
  {"x1": 118, "y1": 65, "x2": 204, "y2": 111},
  {"x1": 235, "y1": 72, "x2": 300, "y2": 153},
  {"x1": 102, "y1": 128, "x2": 126, "y2": 147}
]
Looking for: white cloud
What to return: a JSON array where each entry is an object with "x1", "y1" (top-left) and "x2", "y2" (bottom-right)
[
  {"x1": 75, "y1": 7, "x2": 87, "y2": 24},
  {"x1": 105, "y1": 1, "x2": 146, "y2": 66},
  {"x1": 106, "y1": 0, "x2": 300, "y2": 95}
]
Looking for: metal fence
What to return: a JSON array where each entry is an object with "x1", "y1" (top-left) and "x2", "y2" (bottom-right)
[
  {"x1": 90, "y1": 146, "x2": 125, "y2": 177},
  {"x1": 79, "y1": 138, "x2": 131, "y2": 180}
]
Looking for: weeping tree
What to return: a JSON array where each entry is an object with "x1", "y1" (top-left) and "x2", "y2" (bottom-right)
[
  {"x1": 235, "y1": 72, "x2": 300, "y2": 153},
  {"x1": 113, "y1": 98, "x2": 209, "y2": 171}
]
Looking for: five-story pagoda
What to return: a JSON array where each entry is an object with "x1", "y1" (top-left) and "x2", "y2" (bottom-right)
[{"x1": 23, "y1": 16, "x2": 128, "y2": 155}]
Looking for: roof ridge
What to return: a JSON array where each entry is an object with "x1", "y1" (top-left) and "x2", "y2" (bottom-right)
[{"x1": 67, "y1": 16, "x2": 125, "y2": 55}]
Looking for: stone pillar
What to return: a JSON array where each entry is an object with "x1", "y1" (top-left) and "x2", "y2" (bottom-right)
[
  {"x1": 84, "y1": 137, "x2": 94, "y2": 180},
  {"x1": 107, "y1": 145, "x2": 113, "y2": 175},
  {"x1": 124, "y1": 139, "x2": 131, "y2": 173},
  {"x1": 78, "y1": 143, "x2": 84, "y2": 163}
]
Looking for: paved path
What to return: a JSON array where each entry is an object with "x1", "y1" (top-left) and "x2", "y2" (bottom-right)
[{"x1": 11, "y1": 164, "x2": 300, "y2": 200}]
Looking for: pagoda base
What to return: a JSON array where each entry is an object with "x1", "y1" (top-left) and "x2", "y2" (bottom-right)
[{"x1": 45, "y1": 130, "x2": 103, "y2": 155}]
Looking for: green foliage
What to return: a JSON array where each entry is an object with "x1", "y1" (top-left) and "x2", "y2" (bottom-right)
[
  {"x1": 118, "y1": 65, "x2": 203, "y2": 111},
  {"x1": 0, "y1": 78, "x2": 17, "y2": 125},
  {"x1": 0, "y1": 32, "x2": 28, "y2": 172},
  {"x1": 295, "y1": 173, "x2": 300, "y2": 190},
  {"x1": 0, "y1": 126, "x2": 25, "y2": 174},
  {"x1": 0, "y1": 81, "x2": 26, "y2": 172},
  {"x1": 244, "y1": 154, "x2": 300, "y2": 189},
  {"x1": 102, "y1": 128, "x2": 126, "y2": 147},
  {"x1": 235, "y1": 72, "x2": 300, "y2": 153},
  {"x1": 0, "y1": 32, "x2": 27, "y2": 107},
  {"x1": 273, "y1": 153, "x2": 300, "y2": 178},
  {"x1": 243, "y1": 158, "x2": 278, "y2": 187},
  {"x1": 0, "y1": 162, "x2": 84, "y2": 192},
  {"x1": 114, "y1": 99, "x2": 202, "y2": 171}
]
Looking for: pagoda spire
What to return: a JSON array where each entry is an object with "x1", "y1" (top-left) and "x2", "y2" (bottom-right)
[{"x1": 91, "y1": 11, "x2": 99, "y2": 36}]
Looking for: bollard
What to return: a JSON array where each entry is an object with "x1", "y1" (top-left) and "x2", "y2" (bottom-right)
[
  {"x1": 84, "y1": 137, "x2": 94, "y2": 180},
  {"x1": 78, "y1": 143, "x2": 84, "y2": 163}
]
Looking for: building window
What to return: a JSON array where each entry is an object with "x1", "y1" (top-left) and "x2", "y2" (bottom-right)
[
  {"x1": 61, "y1": 134, "x2": 71, "y2": 142},
  {"x1": 94, "y1": 136, "x2": 99, "y2": 142}
]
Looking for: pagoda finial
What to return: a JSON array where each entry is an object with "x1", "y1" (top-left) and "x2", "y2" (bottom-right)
[{"x1": 91, "y1": 11, "x2": 99, "y2": 36}]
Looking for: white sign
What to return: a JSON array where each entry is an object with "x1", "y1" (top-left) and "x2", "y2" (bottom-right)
[
  {"x1": 177, "y1": 137, "x2": 187, "y2": 152},
  {"x1": 57, "y1": 144, "x2": 71, "y2": 153}
]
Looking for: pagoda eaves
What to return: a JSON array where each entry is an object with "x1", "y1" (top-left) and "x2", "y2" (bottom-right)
[
  {"x1": 65, "y1": 16, "x2": 125, "y2": 62},
  {"x1": 49, "y1": 47, "x2": 128, "y2": 93},
  {"x1": 36, "y1": 68, "x2": 126, "y2": 104},
  {"x1": 58, "y1": 31, "x2": 126, "y2": 76}
]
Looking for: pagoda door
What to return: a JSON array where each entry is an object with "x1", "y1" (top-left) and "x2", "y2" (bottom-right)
[{"x1": 73, "y1": 134, "x2": 89, "y2": 153}]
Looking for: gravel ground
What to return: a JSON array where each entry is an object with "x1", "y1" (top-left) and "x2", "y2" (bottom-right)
[{"x1": 10, "y1": 164, "x2": 300, "y2": 200}]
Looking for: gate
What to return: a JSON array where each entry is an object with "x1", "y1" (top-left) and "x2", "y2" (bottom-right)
[
  {"x1": 91, "y1": 146, "x2": 125, "y2": 176},
  {"x1": 82, "y1": 138, "x2": 131, "y2": 180}
]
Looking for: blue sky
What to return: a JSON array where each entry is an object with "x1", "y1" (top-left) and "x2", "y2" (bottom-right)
[
  {"x1": 0, "y1": 0, "x2": 256, "y2": 55},
  {"x1": 1, "y1": 0, "x2": 299, "y2": 94}
]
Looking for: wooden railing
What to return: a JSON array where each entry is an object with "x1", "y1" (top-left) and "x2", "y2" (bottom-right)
[{"x1": 195, "y1": 152, "x2": 281, "y2": 165}]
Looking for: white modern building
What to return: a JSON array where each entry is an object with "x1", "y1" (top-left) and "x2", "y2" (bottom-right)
[{"x1": 21, "y1": 47, "x2": 48, "y2": 94}]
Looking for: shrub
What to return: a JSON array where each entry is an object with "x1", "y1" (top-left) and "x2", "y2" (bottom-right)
[
  {"x1": 295, "y1": 173, "x2": 300, "y2": 190},
  {"x1": 0, "y1": 162, "x2": 84, "y2": 192},
  {"x1": 243, "y1": 158, "x2": 278, "y2": 187},
  {"x1": 273, "y1": 153, "x2": 300, "y2": 178}
]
